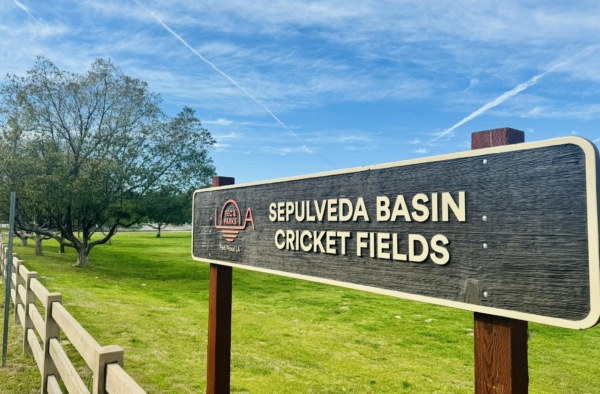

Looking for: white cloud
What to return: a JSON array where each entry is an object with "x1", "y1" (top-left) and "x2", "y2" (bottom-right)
[
  {"x1": 2, "y1": 0, "x2": 600, "y2": 167},
  {"x1": 4, "y1": 0, "x2": 598, "y2": 125},
  {"x1": 432, "y1": 47, "x2": 595, "y2": 142},
  {"x1": 415, "y1": 148, "x2": 428, "y2": 154},
  {"x1": 204, "y1": 118, "x2": 233, "y2": 126},
  {"x1": 347, "y1": 145, "x2": 376, "y2": 151},
  {"x1": 494, "y1": 103, "x2": 600, "y2": 120},
  {"x1": 338, "y1": 135, "x2": 372, "y2": 143},
  {"x1": 14, "y1": 0, "x2": 32, "y2": 15},
  {"x1": 299, "y1": 145, "x2": 314, "y2": 153},
  {"x1": 527, "y1": 107, "x2": 542, "y2": 118},
  {"x1": 262, "y1": 145, "x2": 316, "y2": 155},
  {"x1": 463, "y1": 78, "x2": 479, "y2": 93},
  {"x1": 263, "y1": 147, "x2": 292, "y2": 155},
  {"x1": 213, "y1": 132, "x2": 243, "y2": 140}
]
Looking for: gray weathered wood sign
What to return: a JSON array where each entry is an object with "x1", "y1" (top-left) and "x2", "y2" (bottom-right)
[{"x1": 192, "y1": 137, "x2": 600, "y2": 329}]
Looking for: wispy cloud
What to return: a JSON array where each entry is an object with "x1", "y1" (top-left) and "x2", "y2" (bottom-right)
[
  {"x1": 338, "y1": 135, "x2": 372, "y2": 143},
  {"x1": 462, "y1": 78, "x2": 479, "y2": 93},
  {"x1": 493, "y1": 103, "x2": 600, "y2": 120},
  {"x1": 132, "y1": 0, "x2": 339, "y2": 169},
  {"x1": 262, "y1": 145, "x2": 316, "y2": 155},
  {"x1": 14, "y1": 0, "x2": 33, "y2": 16},
  {"x1": 431, "y1": 46, "x2": 598, "y2": 142},
  {"x1": 213, "y1": 132, "x2": 243, "y2": 139},
  {"x1": 11, "y1": 0, "x2": 69, "y2": 43},
  {"x1": 432, "y1": 72, "x2": 552, "y2": 142},
  {"x1": 347, "y1": 145, "x2": 376, "y2": 151},
  {"x1": 415, "y1": 148, "x2": 428, "y2": 154},
  {"x1": 2, "y1": 0, "x2": 600, "y2": 182},
  {"x1": 204, "y1": 118, "x2": 233, "y2": 126},
  {"x1": 132, "y1": 1, "x2": 306, "y2": 138}
]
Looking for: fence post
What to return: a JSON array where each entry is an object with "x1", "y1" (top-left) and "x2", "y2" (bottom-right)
[
  {"x1": 92, "y1": 345, "x2": 124, "y2": 394},
  {"x1": 206, "y1": 176, "x2": 234, "y2": 394},
  {"x1": 472, "y1": 128, "x2": 529, "y2": 393},
  {"x1": 41, "y1": 293, "x2": 62, "y2": 393},
  {"x1": 0, "y1": 244, "x2": 4, "y2": 279},
  {"x1": 22, "y1": 270, "x2": 38, "y2": 354},
  {"x1": 8, "y1": 253, "x2": 17, "y2": 315},
  {"x1": 13, "y1": 258, "x2": 24, "y2": 326},
  {"x1": 1, "y1": 245, "x2": 5, "y2": 278}
]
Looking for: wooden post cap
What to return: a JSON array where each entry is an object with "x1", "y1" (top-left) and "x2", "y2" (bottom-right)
[
  {"x1": 212, "y1": 177, "x2": 235, "y2": 187},
  {"x1": 471, "y1": 128, "x2": 525, "y2": 150}
]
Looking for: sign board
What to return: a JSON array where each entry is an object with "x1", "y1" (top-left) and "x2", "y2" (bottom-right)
[{"x1": 192, "y1": 137, "x2": 600, "y2": 329}]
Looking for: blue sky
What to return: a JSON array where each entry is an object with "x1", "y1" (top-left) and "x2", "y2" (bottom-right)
[{"x1": 2, "y1": 0, "x2": 600, "y2": 183}]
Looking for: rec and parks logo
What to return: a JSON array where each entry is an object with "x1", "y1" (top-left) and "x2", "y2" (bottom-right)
[{"x1": 214, "y1": 199, "x2": 255, "y2": 242}]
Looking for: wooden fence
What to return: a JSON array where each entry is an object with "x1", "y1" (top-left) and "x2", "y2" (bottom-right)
[{"x1": 0, "y1": 242, "x2": 147, "y2": 394}]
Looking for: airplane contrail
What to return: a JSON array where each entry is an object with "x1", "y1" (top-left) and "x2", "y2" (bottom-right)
[
  {"x1": 14, "y1": 0, "x2": 36, "y2": 20},
  {"x1": 14, "y1": 0, "x2": 63, "y2": 43},
  {"x1": 430, "y1": 47, "x2": 598, "y2": 143},
  {"x1": 131, "y1": 0, "x2": 336, "y2": 167}
]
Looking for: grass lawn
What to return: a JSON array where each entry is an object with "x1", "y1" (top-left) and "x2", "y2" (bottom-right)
[{"x1": 1, "y1": 231, "x2": 600, "y2": 393}]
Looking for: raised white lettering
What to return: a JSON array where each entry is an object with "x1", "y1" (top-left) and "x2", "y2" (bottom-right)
[
  {"x1": 353, "y1": 198, "x2": 370, "y2": 222},
  {"x1": 430, "y1": 234, "x2": 450, "y2": 265},
  {"x1": 411, "y1": 194, "x2": 429, "y2": 222},
  {"x1": 409, "y1": 234, "x2": 428, "y2": 262}
]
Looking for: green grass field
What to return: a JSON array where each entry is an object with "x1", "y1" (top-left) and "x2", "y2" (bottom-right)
[{"x1": 1, "y1": 232, "x2": 600, "y2": 393}]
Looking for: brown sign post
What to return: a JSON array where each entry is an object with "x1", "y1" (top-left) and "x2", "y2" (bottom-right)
[
  {"x1": 472, "y1": 128, "x2": 528, "y2": 393},
  {"x1": 206, "y1": 176, "x2": 234, "y2": 394},
  {"x1": 199, "y1": 130, "x2": 600, "y2": 392}
]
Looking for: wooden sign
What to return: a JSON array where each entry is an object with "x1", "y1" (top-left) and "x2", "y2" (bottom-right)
[{"x1": 192, "y1": 137, "x2": 600, "y2": 329}]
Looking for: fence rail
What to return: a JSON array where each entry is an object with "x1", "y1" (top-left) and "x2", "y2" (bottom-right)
[{"x1": 0, "y1": 243, "x2": 146, "y2": 394}]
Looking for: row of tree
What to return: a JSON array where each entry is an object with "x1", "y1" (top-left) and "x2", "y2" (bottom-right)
[{"x1": 0, "y1": 57, "x2": 216, "y2": 266}]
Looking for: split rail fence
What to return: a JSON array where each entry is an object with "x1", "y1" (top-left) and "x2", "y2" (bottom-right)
[{"x1": 0, "y1": 242, "x2": 147, "y2": 394}]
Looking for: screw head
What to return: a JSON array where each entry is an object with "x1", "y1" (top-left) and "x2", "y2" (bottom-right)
[
  {"x1": 483, "y1": 291, "x2": 489, "y2": 298},
  {"x1": 483, "y1": 159, "x2": 488, "y2": 165},
  {"x1": 482, "y1": 243, "x2": 488, "y2": 249},
  {"x1": 482, "y1": 215, "x2": 488, "y2": 222}
]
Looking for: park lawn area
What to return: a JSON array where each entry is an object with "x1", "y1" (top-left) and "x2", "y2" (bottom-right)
[{"x1": 1, "y1": 231, "x2": 600, "y2": 393}]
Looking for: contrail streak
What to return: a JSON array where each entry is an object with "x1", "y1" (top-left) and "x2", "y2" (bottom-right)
[
  {"x1": 14, "y1": 0, "x2": 36, "y2": 20},
  {"x1": 14, "y1": 0, "x2": 63, "y2": 43},
  {"x1": 430, "y1": 47, "x2": 598, "y2": 143},
  {"x1": 131, "y1": 0, "x2": 338, "y2": 167}
]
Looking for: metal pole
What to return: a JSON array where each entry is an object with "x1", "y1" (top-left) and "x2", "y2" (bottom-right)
[{"x1": 2, "y1": 192, "x2": 16, "y2": 367}]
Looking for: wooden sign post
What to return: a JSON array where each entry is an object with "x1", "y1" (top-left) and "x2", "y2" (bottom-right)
[
  {"x1": 472, "y1": 128, "x2": 528, "y2": 393},
  {"x1": 206, "y1": 176, "x2": 234, "y2": 394}
]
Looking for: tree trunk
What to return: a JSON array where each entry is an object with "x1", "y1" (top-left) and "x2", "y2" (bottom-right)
[
  {"x1": 20, "y1": 235, "x2": 28, "y2": 247},
  {"x1": 74, "y1": 247, "x2": 90, "y2": 267},
  {"x1": 59, "y1": 235, "x2": 65, "y2": 253},
  {"x1": 34, "y1": 235, "x2": 43, "y2": 256},
  {"x1": 156, "y1": 225, "x2": 162, "y2": 238}
]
